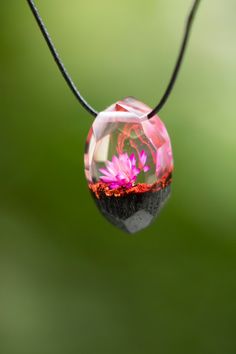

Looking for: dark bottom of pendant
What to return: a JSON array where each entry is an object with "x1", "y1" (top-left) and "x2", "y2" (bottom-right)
[{"x1": 90, "y1": 183, "x2": 171, "y2": 234}]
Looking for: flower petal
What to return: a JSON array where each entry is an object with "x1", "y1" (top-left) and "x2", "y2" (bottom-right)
[
  {"x1": 109, "y1": 183, "x2": 120, "y2": 189},
  {"x1": 143, "y1": 165, "x2": 150, "y2": 173},
  {"x1": 129, "y1": 153, "x2": 136, "y2": 167},
  {"x1": 139, "y1": 150, "x2": 147, "y2": 166},
  {"x1": 132, "y1": 167, "x2": 140, "y2": 176},
  {"x1": 99, "y1": 168, "x2": 113, "y2": 178},
  {"x1": 100, "y1": 176, "x2": 115, "y2": 183}
]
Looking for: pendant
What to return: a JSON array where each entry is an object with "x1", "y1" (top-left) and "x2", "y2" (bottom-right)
[{"x1": 84, "y1": 97, "x2": 173, "y2": 234}]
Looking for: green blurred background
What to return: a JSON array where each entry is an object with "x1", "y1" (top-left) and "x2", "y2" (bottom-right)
[{"x1": 1, "y1": 1, "x2": 236, "y2": 353}]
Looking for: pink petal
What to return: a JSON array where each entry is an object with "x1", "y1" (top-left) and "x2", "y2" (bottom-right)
[
  {"x1": 112, "y1": 156, "x2": 121, "y2": 171},
  {"x1": 143, "y1": 165, "x2": 150, "y2": 173},
  {"x1": 120, "y1": 160, "x2": 131, "y2": 176},
  {"x1": 129, "y1": 153, "x2": 136, "y2": 167},
  {"x1": 100, "y1": 176, "x2": 115, "y2": 183},
  {"x1": 106, "y1": 165, "x2": 118, "y2": 176},
  {"x1": 99, "y1": 168, "x2": 113, "y2": 178},
  {"x1": 132, "y1": 167, "x2": 140, "y2": 176},
  {"x1": 130, "y1": 176, "x2": 137, "y2": 183},
  {"x1": 139, "y1": 150, "x2": 147, "y2": 166},
  {"x1": 106, "y1": 160, "x2": 119, "y2": 175},
  {"x1": 109, "y1": 183, "x2": 120, "y2": 189},
  {"x1": 119, "y1": 154, "x2": 129, "y2": 168},
  {"x1": 116, "y1": 172, "x2": 128, "y2": 182}
]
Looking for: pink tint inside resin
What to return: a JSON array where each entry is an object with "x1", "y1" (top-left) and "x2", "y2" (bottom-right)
[{"x1": 85, "y1": 97, "x2": 173, "y2": 197}]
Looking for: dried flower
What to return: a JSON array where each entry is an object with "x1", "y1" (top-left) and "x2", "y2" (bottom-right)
[{"x1": 99, "y1": 151, "x2": 150, "y2": 190}]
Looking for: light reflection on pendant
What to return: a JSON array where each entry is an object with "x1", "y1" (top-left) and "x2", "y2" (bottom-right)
[{"x1": 84, "y1": 97, "x2": 174, "y2": 234}]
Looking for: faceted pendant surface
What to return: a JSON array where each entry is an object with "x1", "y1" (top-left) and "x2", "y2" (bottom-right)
[{"x1": 84, "y1": 97, "x2": 173, "y2": 234}]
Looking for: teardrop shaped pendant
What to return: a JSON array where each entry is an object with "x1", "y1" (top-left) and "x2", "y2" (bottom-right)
[{"x1": 84, "y1": 97, "x2": 174, "y2": 234}]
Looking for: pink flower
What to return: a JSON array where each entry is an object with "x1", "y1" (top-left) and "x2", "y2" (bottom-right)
[
  {"x1": 99, "y1": 150, "x2": 150, "y2": 190},
  {"x1": 139, "y1": 150, "x2": 150, "y2": 172}
]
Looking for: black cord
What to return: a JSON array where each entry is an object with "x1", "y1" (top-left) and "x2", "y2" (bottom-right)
[
  {"x1": 26, "y1": 0, "x2": 200, "y2": 119},
  {"x1": 148, "y1": 0, "x2": 201, "y2": 119},
  {"x1": 27, "y1": 0, "x2": 98, "y2": 117}
]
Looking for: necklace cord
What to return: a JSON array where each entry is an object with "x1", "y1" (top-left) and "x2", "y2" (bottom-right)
[
  {"x1": 26, "y1": 0, "x2": 98, "y2": 117},
  {"x1": 147, "y1": 0, "x2": 201, "y2": 119},
  {"x1": 26, "y1": 0, "x2": 201, "y2": 119}
]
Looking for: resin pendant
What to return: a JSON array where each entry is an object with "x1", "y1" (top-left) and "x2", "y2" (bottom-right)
[{"x1": 84, "y1": 97, "x2": 173, "y2": 234}]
